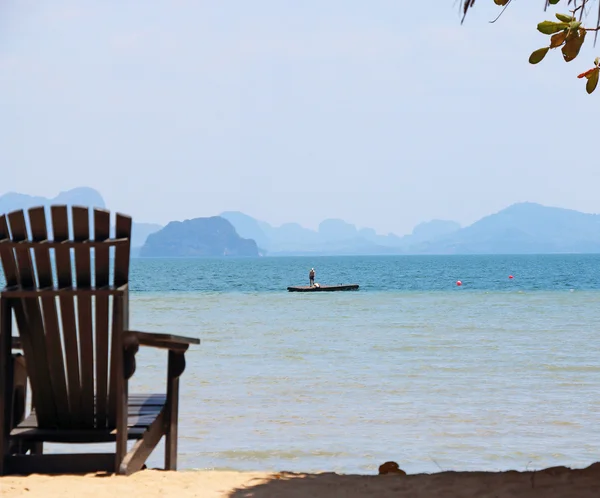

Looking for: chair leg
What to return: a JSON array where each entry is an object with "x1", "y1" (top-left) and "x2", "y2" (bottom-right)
[
  {"x1": 11, "y1": 354, "x2": 27, "y2": 427},
  {"x1": 30, "y1": 442, "x2": 43, "y2": 455},
  {"x1": 164, "y1": 379, "x2": 179, "y2": 471},
  {"x1": 115, "y1": 385, "x2": 128, "y2": 474},
  {"x1": 6, "y1": 355, "x2": 34, "y2": 457},
  {"x1": 0, "y1": 297, "x2": 13, "y2": 476},
  {"x1": 165, "y1": 351, "x2": 185, "y2": 471},
  {"x1": 119, "y1": 410, "x2": 166, "y2": 475}
]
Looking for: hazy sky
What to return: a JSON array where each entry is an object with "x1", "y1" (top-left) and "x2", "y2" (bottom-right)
[{"x1": 1, "y1": 1, "x2": 598, "y2": 235}]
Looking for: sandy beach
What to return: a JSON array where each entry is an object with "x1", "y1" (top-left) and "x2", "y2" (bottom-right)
[{"x1": 1, "y1": 463, "x2": 599, "y2": 498}]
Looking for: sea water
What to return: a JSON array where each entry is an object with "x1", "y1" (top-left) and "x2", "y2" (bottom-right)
[{"x1": 8, "y1": 255, "x2": 600, "y2": 473}]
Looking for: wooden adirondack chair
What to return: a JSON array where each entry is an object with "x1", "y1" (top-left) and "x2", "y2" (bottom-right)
[{"x1": 0, "y1": 205, "x2": 200, "y2": 475}]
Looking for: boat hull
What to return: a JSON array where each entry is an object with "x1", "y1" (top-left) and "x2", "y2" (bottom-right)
[{"x1": 287, "y1": 284, "x2": 359, "y2": 292}]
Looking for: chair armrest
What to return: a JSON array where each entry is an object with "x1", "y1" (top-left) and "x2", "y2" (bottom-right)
[
  {"x1": 124, "y1": 330, "x2": 200, "y2": 352},
  {"x1": 11, "y1": 337, "x2": 22, "y2": 350}
]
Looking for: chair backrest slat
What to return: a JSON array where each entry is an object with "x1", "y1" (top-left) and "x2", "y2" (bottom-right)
[
  {"x1": 28, "y1": 207, "x2": 71, "y2": 427},
  {"x1": 72, "y1": 207, "x2": 95, "y2": 428},
  {"x1": 94, "y1": 209, "x2": 111, "y2": 429},
  {"x1": 114, "y1": 214, "x2": 132, "y2": 288},
  {"x1": 51, "y1": 205, "x2": 83, "y2": 426},
  {"x1": 0, "y1": 216, "x2": 18, "y2": 288},
  {"x1": 6, "y1": 210, "x2": 58, "y2": 427},
  {"x1": 0, "y1": 206, "x2": 133, "y2": 431},
  {"x1": 107, "y1": 213, "x2": 132, "y2": 427},
  {"x1": 0, "y1": 215, "x2": 57, "y2": 428}
]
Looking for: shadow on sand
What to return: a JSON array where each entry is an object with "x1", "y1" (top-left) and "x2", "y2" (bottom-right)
[{"x1": 227, "y1": 462, "x2": 600, "y2": 498}]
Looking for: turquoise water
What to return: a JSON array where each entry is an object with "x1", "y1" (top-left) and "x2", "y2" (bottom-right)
[
  {"x1": 130, "y1": 254, "x2": 600, "y2": 293},
  {"x1": 9, "y1": 255, "x2": 600, "y2": 473}
]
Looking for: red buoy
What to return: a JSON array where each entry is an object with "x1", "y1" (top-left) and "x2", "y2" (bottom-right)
[
  {"x1": 509, "y1": 275, "x2": 514, "y2": 279},
  {"x1": 456, "y1": 280, "x2": 462, "y2": 286}
]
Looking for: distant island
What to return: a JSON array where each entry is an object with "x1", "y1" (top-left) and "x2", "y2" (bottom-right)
[
  {"x1": 0, "y1": 187, "x2": 162, "y2": 250},
  {"x1": 220, "y1": 211, "x2": 462, "y2": 255},
  {"x1": 140, "y1": 217, "x2": 259, "y2": 257},
  {"x1": 222, "y1": 203, "x2": 600, "y2": 255},
  {"x1": 3, "y1": 187, "x2": 600, "y2": 256}
]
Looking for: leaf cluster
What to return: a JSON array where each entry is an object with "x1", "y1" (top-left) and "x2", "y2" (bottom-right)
[{"x1": 461, "y1": 1, "x2": 600, "y2": 94}]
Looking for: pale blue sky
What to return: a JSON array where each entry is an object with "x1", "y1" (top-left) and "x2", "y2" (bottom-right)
[{"x1": 1, "y1": 1, "x2": 598, "y2": 235}]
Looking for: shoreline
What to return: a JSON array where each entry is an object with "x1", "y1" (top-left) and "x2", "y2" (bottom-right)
[{"x1": 1, "y1": 462, "x2": 599, "y2": 497}]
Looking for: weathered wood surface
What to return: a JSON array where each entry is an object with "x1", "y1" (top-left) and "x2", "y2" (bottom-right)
[
  {"x1": 0, "y1": 205, "x2": 200, "y2": 476},
  {"x1": 11, "y1": 393, "x2": 167, "y2": 442},
  {"x1": 287, "y1": 284, "x2": 359, "y2": 292}
]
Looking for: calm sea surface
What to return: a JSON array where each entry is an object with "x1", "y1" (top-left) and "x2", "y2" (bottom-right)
[{"x1": 14, "y1": 255, "x2": 600, "y2": 473}]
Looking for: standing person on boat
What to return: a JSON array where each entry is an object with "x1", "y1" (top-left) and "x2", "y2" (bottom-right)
[{"x1": 309, "y1": 268, "x2": 315, "y2": 287}]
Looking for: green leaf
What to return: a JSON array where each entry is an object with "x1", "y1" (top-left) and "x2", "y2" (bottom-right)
[
  {"x1": 537, "y1": 21, "x2": 568, "y2": 35},
  {"x1": 586, "y1": 68, "x2": 599, "y2": 94},
  {"x1": 548, "y1": 0, "x2": 560, "y2": 4},
  {"x1": 555, "y1": 13, "x2": 574, "y2": 23},
  {"x1": 529, "y1": 47, "x2": 550, "y2": 64}
]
